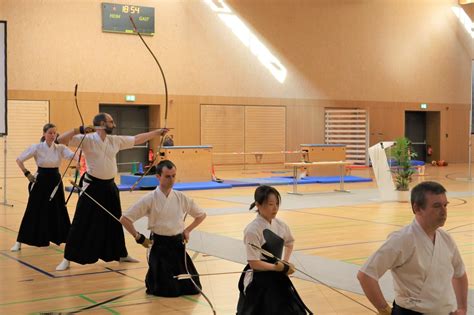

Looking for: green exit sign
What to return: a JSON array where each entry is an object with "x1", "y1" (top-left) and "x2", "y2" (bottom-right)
[
  {"x1": 420, "y1": 103, "x2": 428, "y2": 109},
  {"x1": 125, "y1": 95, "x2": 136, "y2": 102}
]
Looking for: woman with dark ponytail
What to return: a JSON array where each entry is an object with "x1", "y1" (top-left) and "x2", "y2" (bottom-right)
[
  {"x1": 11, "y1": 123, "x2": 76, "y2": 252},
  {"x1": 236, "y1": 185, "x2": 312, "y2": 314}
]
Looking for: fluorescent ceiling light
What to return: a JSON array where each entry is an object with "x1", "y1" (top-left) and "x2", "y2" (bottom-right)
[
  {"x1": 452, "y1": 6, "x2": 474, "y2": 38},
  {"x1": 205, "y1": 0, "x2": 287, "y2": 83}
]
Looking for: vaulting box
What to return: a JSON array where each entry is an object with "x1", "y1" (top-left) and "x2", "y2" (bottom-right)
[
  {"x1": 160, "y1": 145, "x2": 213, "y2": 182},
  {"x1": 300, "y1": 144, "x2": 346, "y2": 176}
]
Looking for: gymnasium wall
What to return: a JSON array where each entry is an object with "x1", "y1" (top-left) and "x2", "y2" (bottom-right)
[{"x1": 2, "y1": 0, "x2": 473, "y2": 162}]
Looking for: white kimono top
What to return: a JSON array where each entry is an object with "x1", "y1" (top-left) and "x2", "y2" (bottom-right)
[
  {"x1": 244, "y1": 214, "x2": 295, "y2": 261},
  {"x1": 242, "y1": 214, "x2": 295, "y2": 291},
  {"x1": 69, "y1": 133, "x2": 134, "y2": 179},
  {"x1": 123, "y1": 188, "x2": 205, "y2": 236},
  {"x1": 360, "y1": 219, "x2": 465, "y2": 314},
  {"x1": 18, "y1": 142, "x2": 75, "y2": 168}
]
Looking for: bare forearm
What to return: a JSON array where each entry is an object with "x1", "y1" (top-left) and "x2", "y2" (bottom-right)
[
  {"x1": 134, "y1": 129, "x2": 166, "y2": 145},
  {"x1": 283, "y1": 244, "x2": 293, "y2": 261},
  {"x1": 119, "y1": 216, "x2": 138, "y2": 238},
  {"x1": 184, "y1": 213, "x2": 206, "y2": 233},
  {"x1": 452, "y1": 273, "x2": 468, "y2": 311},
  {"x1": 16, "y1": 159, "x2": 27, "y2": 173},
  {"x1": 357, "y1": 271, "x2": 390, "y2": 310},
  {"x1": 249, "y1": 260, "x2": 281, "y2": 272}
]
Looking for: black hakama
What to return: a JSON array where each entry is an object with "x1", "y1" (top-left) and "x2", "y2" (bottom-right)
[
  {"x1": 146, "y1": 233, "x2": 202, "y2": 297},
  {"x1": 392, "y1": 301, "x2": 422, "y2": 315},
  {"x1": 237, "y1": 228, "x2": 311, "y2": 314},
  {"x1": 17, "y1": 167, "x2": 71, "y2": 247},
  {"x1": 64, "y1": 173, "x2": 127, "y2": 264},
  {"x1": 236, "y1": 263, "x2": 311, "y2": 315}
]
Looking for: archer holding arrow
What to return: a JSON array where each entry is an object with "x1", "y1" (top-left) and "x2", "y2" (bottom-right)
[
  {"x1": 55, "y1": 112, "x2": 168, "y2": 271},
  {"x1": 237, "y1": 185, "x2": 312, "y2": 314},
  {"x1": 119, "y1": 159, "x2": 207, "y2": 297}
]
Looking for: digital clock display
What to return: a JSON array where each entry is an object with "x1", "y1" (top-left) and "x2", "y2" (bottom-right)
[{"x1": 102, "y1": 3, "x2": 155, "y2": 35}]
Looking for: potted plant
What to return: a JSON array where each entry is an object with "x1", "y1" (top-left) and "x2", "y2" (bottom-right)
[{"x1": 390, "y1": 137, "x2": 417, "y2": 199}]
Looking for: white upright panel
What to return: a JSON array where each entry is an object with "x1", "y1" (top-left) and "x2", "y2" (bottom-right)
[{"x1": 368, "y1": 141, "x2": 397, "y2": 200}]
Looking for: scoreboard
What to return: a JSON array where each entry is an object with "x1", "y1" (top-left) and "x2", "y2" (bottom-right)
[{"x1": 102, "y1": 3, "x2": 155, "y2": 35}]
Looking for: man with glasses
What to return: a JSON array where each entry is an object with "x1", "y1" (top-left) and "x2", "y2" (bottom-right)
[{"x1": 55, "y1": 112, "x2": 168, "y2": 271}]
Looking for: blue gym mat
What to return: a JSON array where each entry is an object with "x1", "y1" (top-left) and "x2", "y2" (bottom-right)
[
  {"x1": 120, "y1": 174, "x2": 158, "y2": 187},
  {"x1": 174, "y1": 181, "x2": 232, "y2": 191},
  {"x1": 120, "y1": 175, "x2": 233, "y2": 191},
  {"x1": 67, "y1": 175, "x2": 371, "y2": 193},
  {"x1": 231, "y1": 175, "x2": 372, "y2": 185},
  {"x1": 308, "y1": 175, "x2": 372, "y2": 183},
  {"x1": 387, "y1": 159, "x2": 425, "y2": 167},
  {"x1": 220, "y1": 180, "x2": 257, "y2": 187}
]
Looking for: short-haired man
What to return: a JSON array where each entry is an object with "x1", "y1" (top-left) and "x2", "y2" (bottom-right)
[
  {"x1": 357, "y1": 181, "x2": 468, "y2": 315},
  {"x1": 55, "y1": 112, "x2": 168, "y2": 271},
  {"x1": 120, "y1": 160, "x2": 207, "y2": 297}
]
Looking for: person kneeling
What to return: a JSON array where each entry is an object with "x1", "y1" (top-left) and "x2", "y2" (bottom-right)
[{"x1": 120, "y1": 160, "x2": 207, "y2": 297}]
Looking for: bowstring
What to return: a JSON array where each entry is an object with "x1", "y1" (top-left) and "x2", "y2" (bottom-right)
[{"x1": 128, "y1": 15, "x2": 169, "y2": 192}]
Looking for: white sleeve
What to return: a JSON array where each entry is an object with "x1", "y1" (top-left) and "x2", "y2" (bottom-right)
[
  {"x1": 69, "y1": 134, "x2": 84, "y2": 147},
  {"x1": 17, "y1": 144, "x2": 37, "y2": 162},
  {"x1": 123, "y1": 193, "x2": 153, "y2": 222},
  {"x1": 244, "y1": 229, "x2": 262, "y2": 261},
  {"x1": 184, "y1": 195, "x2": 206, "y2": 218},
  {"x1": 359, "y1": 232, "x2": 409, "y2": 280},
  {"x1": 283, "y1": 221, "x2": 295, "y2": 246},
  {"x1": 117, "y1": 136, "x2": 135, "y2": 151},
  {"x1": 451, "y1": 241, "x2": 466, "y2": 278},
  {"x1": 59, "y1": 144, "x2": 75, "y2": 160}
]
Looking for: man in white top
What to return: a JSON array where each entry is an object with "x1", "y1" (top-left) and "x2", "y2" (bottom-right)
[
  {"x1": 357, "y1": 181, "x2": 468, "y2": 315},
  {"x1": 55, "y1": 112, "x2": 168, "y2": 271},
  {"x1": 120, "y1": 159, "x2": 207, "y2": 297}
]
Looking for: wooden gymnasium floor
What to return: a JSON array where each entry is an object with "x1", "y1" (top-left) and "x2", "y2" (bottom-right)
[{"x1": 0, "y1": 164, "x2": 473, "y2": 314}]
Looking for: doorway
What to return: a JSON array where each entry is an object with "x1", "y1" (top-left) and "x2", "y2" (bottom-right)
[
  {"x1": 404, "y1": 111, "x2": 440, "y2": 162},
  {"x1": 99, "y1": 105, "x2": 149, "y2": 173}
]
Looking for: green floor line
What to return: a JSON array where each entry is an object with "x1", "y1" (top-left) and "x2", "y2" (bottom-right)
[
  {"x1": 343, "y1": 256, "x2": 369, "y2": 263},
  {"x1": 31, "y1": 295, "x2": 152, "y2": 314},
  {"x1": 0, "y1": 226, "x2": 18, "y2": 235},
  {"x1": 78, "y1": 294, "x2": 119, "y2": 314},
  {"x1": 0, "y1": 286, "x2": 142, "y2": 307}
]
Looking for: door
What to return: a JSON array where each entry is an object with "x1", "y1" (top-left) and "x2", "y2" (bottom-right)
[
  {"x1": 405, "y1": 111, "x2": 426, "y2": 162},
  {"x1": 99, "y1": 105, "x2": 149, "y2": 173}
]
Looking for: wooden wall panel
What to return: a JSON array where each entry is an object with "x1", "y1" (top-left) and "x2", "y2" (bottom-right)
[
  {"x1": 368, "y1": 105, "x2": 405, "y2": 146},
  {"x1": 0, "y1": 100, "x2": 49, "y2": 178},
  {"x1": 201, "y1": 105, "x2": 244, "y2": 167},
  {"x1": 8, "y1": 90, "x2": 473, "y2": 164},
  {"x1": 445, "y1": 106, "x2": 470, "y2": 163},
  {"x1": 286, "y1": 103, "x2": 325, "y2": 162},
  {"x1": 244, "y1": 106, "x2": 286, "y2": 168},
  {"x1": 471, "y1": 135, "x2": 474, "y2": 161}
]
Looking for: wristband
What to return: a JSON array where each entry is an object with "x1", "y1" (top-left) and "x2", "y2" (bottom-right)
[
  {"x1": 281, "y1": 263, "x2": 290, "y2": 274},
  {"x1": 79, "y1": 126, "x2": 85, "y2": 134},
  {"x1": 135, "y1": 233, "x2": 145, "y2": 244},
  {"x1": 377, "y1": 305, "x2": 392, "y2": 315},
  {"x1": 24, "y1": 170, "x2": 31, "y2": 177}
]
